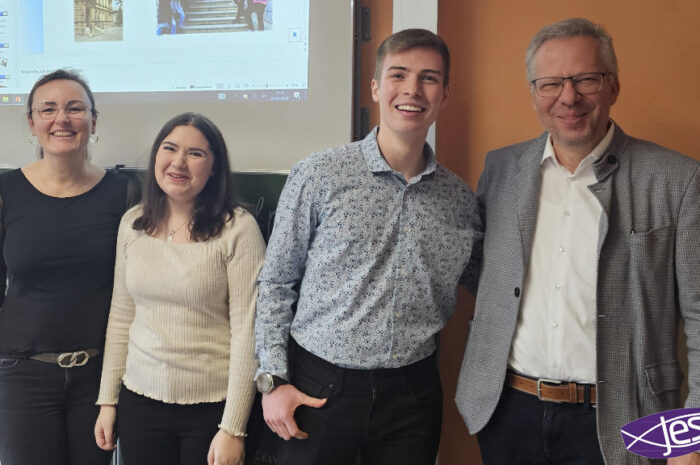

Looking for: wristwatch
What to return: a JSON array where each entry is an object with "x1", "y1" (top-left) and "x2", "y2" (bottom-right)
[{"x1": 256, "y1": 372, "x2": 289, "y2": 394}]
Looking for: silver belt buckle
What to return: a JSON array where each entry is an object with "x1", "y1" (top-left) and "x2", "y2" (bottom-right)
[
  {"x1": 57, "y1": 351, "x2": 90, "y2": 368},
  {"x1": 537, "y1": 378, "x2": 563, "y2": 402}
]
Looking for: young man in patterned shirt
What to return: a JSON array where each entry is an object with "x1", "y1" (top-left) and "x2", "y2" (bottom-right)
[{"x1": 255, "y1": 28, "x2": 482, "y2": 465}]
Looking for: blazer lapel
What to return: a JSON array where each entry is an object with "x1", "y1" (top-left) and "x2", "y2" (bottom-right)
[
  {"x1": 514, "y1": 133, "x2": 547, "y2": 268},
  {"x1": 590, "y1": 124, "x2": 626, "y2": 251}
]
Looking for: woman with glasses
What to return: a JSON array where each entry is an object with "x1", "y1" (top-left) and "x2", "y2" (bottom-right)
[
  {"x1": 0, "y1": 69, "x2": 135, "y2": 465},
  {"x1": 94, "y1": 113, "x2": 265, "y2": 465}
]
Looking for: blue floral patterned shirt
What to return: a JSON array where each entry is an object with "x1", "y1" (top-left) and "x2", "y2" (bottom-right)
[{"x1": 255, "y1": 128, "x2": 482, "y2": 379}]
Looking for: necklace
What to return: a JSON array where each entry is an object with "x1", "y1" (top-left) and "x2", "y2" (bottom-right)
[{"x1": 166, "y1": 218, "x2": 190, "y2": 242}]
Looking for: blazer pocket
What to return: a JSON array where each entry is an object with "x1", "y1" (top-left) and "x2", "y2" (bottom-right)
[
  {"x1": 644, "y1": 362, "x2": 682, "y2": 395},
  {"x1": 629, "y1": 225, "x2": 674, "y2": 247},
  {"x1": 628, "y1": 226, "x2": 675, "y2": 289}
]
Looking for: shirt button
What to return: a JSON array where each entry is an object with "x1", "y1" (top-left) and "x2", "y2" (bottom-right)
[
  {"x1": 555, "y1": 283, "x2": 562, "y2": 290},
  {"x1": 552, "y1": 322, "x2": 559, "y2": 328},
  {"x1": 392, "y1": 354, "x2": 399, "y2": 360},
  {"x1": 400, "y1": 270, "x2": 407, "y2": 277},
  {"x1": 559, "y1": 247, "x2": 565, "y2": 253},
  {"x1": 395, "y1": 312, "x2": 402, "y2": 318},
  {"x1": 514, "y1": 287, "x2": 520, "y2": 297},
  {"x1": 403, "y1": 226, "x2": 410, "y2": 232},
  {"x1": 564, "y1": 211, "x2": 571, "y2": 217}
]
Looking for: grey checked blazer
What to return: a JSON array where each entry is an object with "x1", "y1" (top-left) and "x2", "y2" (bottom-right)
[{"x1": 456, "y1": 125, "x2": 700, "y2": 465}]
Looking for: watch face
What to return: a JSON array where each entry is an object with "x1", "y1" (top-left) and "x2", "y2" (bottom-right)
[{"x1": 256, "y1": 373, "x2": 273, "y2": 394}]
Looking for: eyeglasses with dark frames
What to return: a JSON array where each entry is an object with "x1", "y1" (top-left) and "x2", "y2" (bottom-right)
[{"x1": 530, "y1": 72, "x2": 610, "y2": 98}]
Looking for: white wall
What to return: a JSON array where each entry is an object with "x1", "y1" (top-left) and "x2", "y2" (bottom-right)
[{"x1": 392, "y1": 0, "x2": 439, "y2": 149}]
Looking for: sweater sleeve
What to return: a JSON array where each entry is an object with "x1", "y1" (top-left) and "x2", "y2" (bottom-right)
[
  {"x1": 218, "y1": 211, "x2": 266, "y2": 435},
  {"x1": 97, "y1": 208, "x2": 138, "y2": 405}
]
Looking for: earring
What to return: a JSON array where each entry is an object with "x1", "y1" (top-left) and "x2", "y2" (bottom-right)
[
  {"x1": 89, "y1": 132, "x2": 99, "y2": 143},
  {"x1": 27, "y1": 134, "x2": 38, "y2": 146}
]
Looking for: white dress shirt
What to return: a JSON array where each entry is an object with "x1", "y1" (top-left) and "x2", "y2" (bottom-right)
[{"x1": 508, "y1": 123, "x2": 615, "y2": 384}]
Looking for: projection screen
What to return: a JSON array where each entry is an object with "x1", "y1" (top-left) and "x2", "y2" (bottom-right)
[{"x1": 0, "y1": 0, "x2": 354, "y2": 172}]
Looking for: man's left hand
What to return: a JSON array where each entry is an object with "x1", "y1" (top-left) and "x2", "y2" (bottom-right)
[{"x1": 668, "y1": 453, "x2": 700, "y2": 465}]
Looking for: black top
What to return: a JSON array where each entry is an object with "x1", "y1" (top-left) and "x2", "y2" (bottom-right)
[{"x1": 0, "y1": 169, "x2": 130, "y2": 357}]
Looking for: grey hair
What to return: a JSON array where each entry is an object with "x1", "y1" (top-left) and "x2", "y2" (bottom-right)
[{"x1": 525, "y1": 18, "x2": 618, "y2": 82}]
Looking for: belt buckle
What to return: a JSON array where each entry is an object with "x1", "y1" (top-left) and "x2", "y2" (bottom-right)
[
  {"x1": 57, "y1": 351, "x2": 90, "y2": 368},
  {"x1": 536, "y1": 378, "x2": 563, "y2": 402}
]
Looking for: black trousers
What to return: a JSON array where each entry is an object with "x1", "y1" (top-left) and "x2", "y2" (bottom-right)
[
  {"x1": 277, "y1": 346, "x2": 443, "y2": 465},
  {"x1": 118, "y1": 387, "x2": 225, "y2": 465},
  {"x1": 0, "y1": 356, "x2": 113, "y2": 465},
  {"x1": 477, "y1": 386, "x2": 605, "y2": 465}
]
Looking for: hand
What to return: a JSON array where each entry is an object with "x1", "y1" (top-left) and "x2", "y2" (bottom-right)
[
  {"x1": 94, "y1": 405, "x2": 118, "y2": 450},
  {"x1": 669, "y1": 453, "x2": 700, "y2": 465},
  {"x1": 207, "y1": 429, "x2": 244, "y2": 465},
  {"x1": 262, "y1": 384, "x2": 326, "y2": 440}
]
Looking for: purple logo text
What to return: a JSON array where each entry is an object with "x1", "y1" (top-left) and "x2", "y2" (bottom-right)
[{"x1": 621, "y1": 408, "x2": 700, "y2": 459}]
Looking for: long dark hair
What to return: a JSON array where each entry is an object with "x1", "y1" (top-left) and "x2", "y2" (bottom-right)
[{"x1": 132, "y1": 113, "x2": 237, "y2": 242}]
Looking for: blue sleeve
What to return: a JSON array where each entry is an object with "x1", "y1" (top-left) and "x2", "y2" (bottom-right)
[{"x1": 254, "y1": 159, "x2": 318, "y2": 380}]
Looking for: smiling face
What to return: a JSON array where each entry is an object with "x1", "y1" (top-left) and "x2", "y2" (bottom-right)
[
  {"x1": 28, "y1": 79, "x2": 96, "y2": 159},
  {"x1": 371, "y1": 47, "x2": 449, "y2": 144},
  {"x1": 154, "y1": 124, "x2": 215, "y2": 209},
  {"x1": 531, "y1": 36, "x2": 619, "y2": 157}
]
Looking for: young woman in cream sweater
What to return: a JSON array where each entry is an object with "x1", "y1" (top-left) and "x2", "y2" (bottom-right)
[{"x1": 94, "y1": 113, "x2": 265, "y2": 465}]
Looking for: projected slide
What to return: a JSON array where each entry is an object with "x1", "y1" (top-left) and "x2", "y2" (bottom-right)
[{"x1": 0, "y1": 0, "x2": 308, "y2": 105}]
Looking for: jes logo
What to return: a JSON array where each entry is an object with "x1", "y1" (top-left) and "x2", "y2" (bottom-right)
[{"x1": 621, "y1": 408, "x2": 700, "y2": 459}]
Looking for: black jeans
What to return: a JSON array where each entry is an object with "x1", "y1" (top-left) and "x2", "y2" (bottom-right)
[
  {"x1": 477, "y1": 386, "x2": 605, "y2": 465},
  {"x1": 277, "y1": 346, "x2": 443, "y2": 465},
  {"x1": 118, "y1": 387, "x2": 225, "y2": 465},
  {"x1": 0, "y1": 355, "x2": 113, "y2": 465}
]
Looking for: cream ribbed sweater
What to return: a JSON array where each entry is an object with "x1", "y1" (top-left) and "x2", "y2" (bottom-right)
[{"x1": 97, "y1": 206, "x2": 265, "y2": 436}]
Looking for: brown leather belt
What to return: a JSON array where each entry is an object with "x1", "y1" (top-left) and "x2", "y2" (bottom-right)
[{"x1": 507, "y1": 372, "x2": 596, "y2": 404}]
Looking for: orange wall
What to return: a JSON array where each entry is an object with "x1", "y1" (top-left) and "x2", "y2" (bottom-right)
[
  {"x1": 436, "y1": 2, "x2": 700, "y2": 465},
  {"x1": 438, "y1": 1, "x2": 700, "y2": 187}
]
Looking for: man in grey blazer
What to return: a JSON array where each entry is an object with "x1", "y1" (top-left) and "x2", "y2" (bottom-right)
[{"x1": 456, "y1": 17, "x2": 700, "y2": 465}]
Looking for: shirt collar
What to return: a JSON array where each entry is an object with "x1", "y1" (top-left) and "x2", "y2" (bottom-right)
[
  {"x1": 541, "y1": 121, "x2": 616, "y2": 174},
  {"x1": 361, "y1": 127, "x2": 437, "y2": 179}
]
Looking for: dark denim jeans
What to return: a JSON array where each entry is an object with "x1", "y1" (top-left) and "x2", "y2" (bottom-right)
[
  {"x1": 0, "y1": 355, "x2": 113, "y2": 465},
  {"x1": 477, "y1": 386, "x2": 605, "y2": 465},
  {"x1": 277, "y1": 346, "x2": 443, "y2": 465}
]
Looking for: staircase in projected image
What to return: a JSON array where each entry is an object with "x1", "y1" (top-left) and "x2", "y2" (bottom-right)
[{"x1": 182, "y1": 0, "x2": 249, "y2": 34}]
